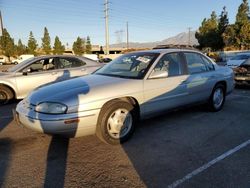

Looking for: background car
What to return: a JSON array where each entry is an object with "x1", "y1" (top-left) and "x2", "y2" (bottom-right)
[
  {"x1": 234, "y1": 58, "x2": 250, "y2": 85},
  {"x1": 0, "y1": 55, "x2": 102, "y2": 104},
  {"x1": 99, "y1": 57, "x2": 113, "y2": 63},
  {"x1": 11, "y1": 54, "x2": 35, "y2": 64},
  {"x1": 16, "y1": 49, "x2": 234, "y2": 144},
  {"x1": 0, "y1": 56, "x2": 7, "y2": 65},
  {"x1": 226, "y1": 53, "x2": 250, "y2": 68}
]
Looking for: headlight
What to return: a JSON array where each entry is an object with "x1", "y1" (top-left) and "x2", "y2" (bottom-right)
[{"x1": 35, "y1": 102, "x2": 67, "y2": 114}]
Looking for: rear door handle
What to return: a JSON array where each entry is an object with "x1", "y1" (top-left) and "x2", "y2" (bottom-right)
[{"x1": 52, "y1": 72, "x2": 58, "y2": 75}]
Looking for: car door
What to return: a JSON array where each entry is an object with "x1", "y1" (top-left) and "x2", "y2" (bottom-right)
[
  {"x1": 183, "y1": 52, "x2": 216, "y2": 103},
  {"x1": 142, "y1": 52, "x2": 189, "y2": 115},
  {"x1": 15, "y1": 57, "x2": 59, "y2": 98},
  {"x1": 56, "y1": 57, "x2": 87, "y2": 81}
]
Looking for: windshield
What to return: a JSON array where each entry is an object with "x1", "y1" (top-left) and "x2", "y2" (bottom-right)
[
  {"x1": 7, "y1": 57, "x2": 36, "y2": 72},
  {"x1": 231, "y1": 54, "x2": 250, "y2": 60},
  {"x1": 95, "y1": 52, "x2": 159, "y2": 79}
]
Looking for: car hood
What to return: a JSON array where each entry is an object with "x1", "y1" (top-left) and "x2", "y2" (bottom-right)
[
  {"x1": 227, "y1": 60, "x2": 245, "y2": 67},
  {"x1": 26, "y1": 74, "x2": 143, "y2": 109},
  {"x1": 0, "y1": 71, "x2": 14, "y2": 77}
]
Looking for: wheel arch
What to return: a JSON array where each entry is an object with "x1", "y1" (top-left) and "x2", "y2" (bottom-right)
[
  {"x1": 214, "y1": 80, "x2": 227, "y2": 93},
  {"x1": 100, "y1": 96, "x2": 141, "y2": 120}
]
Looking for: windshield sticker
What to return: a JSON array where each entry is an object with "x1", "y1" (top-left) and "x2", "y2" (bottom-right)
[{"x1": 136, "y1": 56, "x2": 151, "y2": 64}]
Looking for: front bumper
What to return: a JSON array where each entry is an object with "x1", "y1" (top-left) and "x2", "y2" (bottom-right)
[
  {"x1": 235, "y1": 75, "x2": 250, "y2": 85},
  {"x1": 15, "y1": 101, "x2": 100, "y2": 138}
]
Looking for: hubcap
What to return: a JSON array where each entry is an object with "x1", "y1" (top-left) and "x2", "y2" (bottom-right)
[
  {"x1": 213, "y1": 88, "x2": 224, "y2": 109},
  {"x1": 107, "y1": 108, "x2": 132, "y2": 139}
]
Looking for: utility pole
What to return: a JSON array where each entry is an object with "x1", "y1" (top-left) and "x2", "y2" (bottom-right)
[
  {"x1": 126, "y1": 21, "x2": 129, "y2": 50},
  {"x1": 115, "y1": 30, "x2": 124, "y2": 44},
  {"x1": 104, "y1": 0, "x2": 110, "y2": 55},
  {"x1": 0, "y1": 10, "x2": 3, "y2": 36},
  {"x1": 187, "y1": 27, "x2": 192, "y2": 46}
]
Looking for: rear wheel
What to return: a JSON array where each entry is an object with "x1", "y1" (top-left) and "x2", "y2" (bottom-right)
[
  {"x1": 96, "y1": 100, "x2": 136, "y2": 145},
  {"x1": 208, "y1": 84, "x2": 225, "y2": 112},
  {"x1": 0, "y1": 85, "x2": 14, "y2": 105}
]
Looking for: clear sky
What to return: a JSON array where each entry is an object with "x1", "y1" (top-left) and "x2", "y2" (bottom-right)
[{"x1": 0, "y1": 0, "x2": 244, "y2": 47}]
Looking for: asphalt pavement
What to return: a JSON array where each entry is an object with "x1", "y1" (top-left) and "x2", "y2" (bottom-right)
[{"x1": 0, "y1": 88, "x2": 250, "y2": 188}]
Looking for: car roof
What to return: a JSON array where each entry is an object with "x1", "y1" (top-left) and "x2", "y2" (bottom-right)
[
  {"x1": 129, "y1": 48, "x2": 202, "y2": 55},
  {"x1": 32, "y1": 55, "x2": 91, "y2": 59},
  {"x1": 29, "y1": 55, "x2": 99, "y2": 64}
]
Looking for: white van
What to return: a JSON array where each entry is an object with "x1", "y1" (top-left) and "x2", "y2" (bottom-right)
[
  {"x1": 0, "y1": 56, "x2": 8, "y2": 65},
  {"x1": 12, "y1": 54, "x2": 34, "y2": 64}
]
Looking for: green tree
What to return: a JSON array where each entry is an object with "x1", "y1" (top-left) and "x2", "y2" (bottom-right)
[
  {"x1": 0, "y1": 28, "x2": 15, "y2": 60},
  {"x1": 218, "y1": 6, "x2": 229, "y2": 49},
  {"x1": 236, "y1": 0, "x2": 249, "y2": 27},
  {"x1": 195, "y1": 11, "x2": 220, "y2": 50},
  {"x1": 73, "y1": 37, "x2": 84, "y2": 55},
  {"x1": 235, "y1": 0, "x2": 250, "y2": 49},
  {"x1": 41, "y1": 27, "x2": 51, "y2": 54},
  {"x1": 27, "y1": 31, "x2": 38, "y2": 55},
  {"x1": 85, "y1": 36, "x2": 92, "y2": 54},
  {"x1": 222, "y1": 25, "x2": 237, "y2": 48},
  {"x1": 53, "y1": 36, "x2": 65, "y2": 55},
  {"x1": 16, "y1": 39, "x2": 27, "y2": 56},
  {"x1": 239, "y1": 22, "x2": 250, "y2": 49}
]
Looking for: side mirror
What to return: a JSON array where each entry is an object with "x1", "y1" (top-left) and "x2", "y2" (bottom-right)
[
  {"x1": 22, "y1": 68, "x2": 32, "y2": 75},
  {"x1": 149, "y1": 71, "x2": 168, "y2": 79}
]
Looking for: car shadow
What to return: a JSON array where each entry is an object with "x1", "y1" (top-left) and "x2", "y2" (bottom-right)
[
  {"x1": 0, "y1": 138, "x2": 12, "y2": 187},
  {"x1": 29, "y1": 70, "x2": 89, "y2": 187},
  {"x1": 235, "y1": 84, "x2": 250, "y2": 90},
  {"x1": 44, "y1": 136, "x2": 69, "y2": 188},
  {"x1": 120, "y1": 105, "x2": 209, "y2": 187},
  {"x1": 0, "y1": 101, "x2": 19, "y2": 186}
]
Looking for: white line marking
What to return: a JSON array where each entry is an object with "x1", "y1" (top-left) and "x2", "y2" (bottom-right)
[
  {"x1": 168, "y1": 139, "x2": 250, "y2": 188},
  {"x1": 0, "y1": 115, "x2": 13, "y2": 119}
]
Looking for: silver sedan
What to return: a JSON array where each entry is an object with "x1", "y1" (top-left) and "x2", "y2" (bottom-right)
[
  {"x1": 0, "y1": 55, "x2": 102, "y2": 104},
  {"x1": 15, "y1": 49, "x2": 234, "y2": 144}
]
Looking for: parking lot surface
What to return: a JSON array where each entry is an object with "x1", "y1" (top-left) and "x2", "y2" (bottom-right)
[{"x1": 0, "y1": 88, "x2": 250, "y2": 188}]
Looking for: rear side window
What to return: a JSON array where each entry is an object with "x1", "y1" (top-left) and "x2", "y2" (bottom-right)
[
  {"x1": 58, "y1": 58, "x2": 86, "y2": 69},
  {"x1": 185, "y1": 53, "x2": 214, "y2": 74},
  {"x1": 153, "y1": 53, "x2": 182, "y2": 77}
]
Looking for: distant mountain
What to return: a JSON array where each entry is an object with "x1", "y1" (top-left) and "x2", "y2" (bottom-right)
[{"x1": 110, "y1": 31, "x2": 198, "y2": 49}]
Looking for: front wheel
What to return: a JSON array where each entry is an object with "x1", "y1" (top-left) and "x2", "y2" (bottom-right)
[
  {"x1": 96, "y1": 100, "x2": 136, "y2": 145},
  {"x1": 0, "y1": 85, "x2": 14, "y2": 105},
  {"x1": 208, "y1": 84, "x2": 226, "y2": 112}
]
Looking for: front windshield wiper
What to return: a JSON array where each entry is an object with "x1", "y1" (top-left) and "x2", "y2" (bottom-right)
[{"x1": 96, "y1": 73, "x2": 134, "y2": 79}]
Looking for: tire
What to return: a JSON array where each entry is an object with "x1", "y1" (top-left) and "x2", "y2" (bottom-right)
[
  {"x1": 0, "y1": 85, "x2": 14, "y2": 105},
  {"x1": 96, "y1": 99, "x2": 136, "y2": 145},
  {"x1": 208, "y1": 84, "x2": 226, "y2": 112}
]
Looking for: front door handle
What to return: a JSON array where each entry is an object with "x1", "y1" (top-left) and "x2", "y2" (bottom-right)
[{"x1": 52, "y1": 72, "x2": 58, "y2": 75}]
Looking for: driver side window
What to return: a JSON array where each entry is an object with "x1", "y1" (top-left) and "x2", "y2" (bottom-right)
[
  {"x1": 153, "y1": 53, "x2": 182, "y2": 77},
  {"x1": 23, "y1": 58, "x2": 55, "y2": 73}
]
